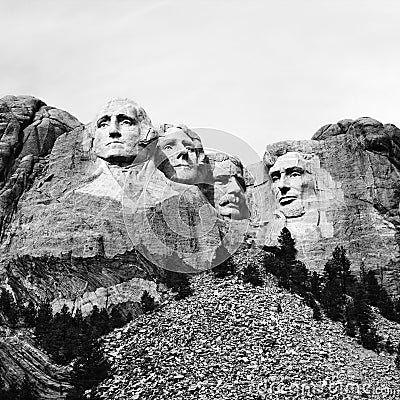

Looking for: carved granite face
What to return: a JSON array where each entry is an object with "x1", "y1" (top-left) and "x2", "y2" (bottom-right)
[
  {"x1": 93, "y1": 100, "x2": 143, "y2": 165},
  {"x1": 212, "y1": 159, "x2": 250, "y2": 220},
  {"x1": 269, "y1": 151, "x2": 315, "y2": 218},
  {"x1": 158, "y1": 127, "x2": 203, "y2": 184}
]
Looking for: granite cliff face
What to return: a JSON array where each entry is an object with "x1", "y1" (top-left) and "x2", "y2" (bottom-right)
[
  {"x1": 0, "y1": 95, "x2": 81, "y2": 241},
  {"x1": 0, "y1": 99, "x2": 161, "y2": 316},
  {"x1": 254, "y1": 117, "x2": 400, "y2": 293},
  {"x1": 0, "y1": 97, "x2": 240, "y2": 310},
  {"x1": 1, "y1": 94, "x2": 400, "y2": 398}
]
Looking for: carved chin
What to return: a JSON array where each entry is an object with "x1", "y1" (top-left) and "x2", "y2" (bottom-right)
[
  {"x1": 219, "y1": 205, "x2": 249, "y2": 220},
  {"x1": 279, "y1": 200, "x2": 305, "y2": 218},
  {"x1": 172, "y1": 168, "x2": 198, "y2": 184}
]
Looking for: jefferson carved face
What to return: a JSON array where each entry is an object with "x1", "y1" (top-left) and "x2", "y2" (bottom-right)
[
  {"x1": 269, "y1": 152, "x2": 315, "y2": 217},
  {"x1": 158, "y1": 127, "x2": 204, "y2": 184},
  {"x1": 93, "y1": 100, "x2": 143, "y2": 165},
  {"x1": 212, "y1": 157, "x2": 250, "y2": 220}
]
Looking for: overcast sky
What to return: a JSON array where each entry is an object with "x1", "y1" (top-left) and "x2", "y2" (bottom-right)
[{"x1": 1, "y1": 0, "x2": 399, "y2": 164}]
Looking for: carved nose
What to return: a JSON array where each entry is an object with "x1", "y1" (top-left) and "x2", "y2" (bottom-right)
[
  {"x1": 177, "y1": 146, "x2": 189, "y2": 159},
  {"x1": 109, "y1": 119, "x2": 121, "y2": 138},
  {"x1": 226, "y1": 177, "x2": 241, "y2": 194},
  {"x1": 278, "y1": 176, "x2": 290, "y2": 190}
]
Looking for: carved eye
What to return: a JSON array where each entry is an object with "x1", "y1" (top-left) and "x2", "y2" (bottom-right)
[
  {"x1": 290, "y1": 171, "x2": 301, "y2": 178},
  {"x1": 121, "y1": 118, "x2": 134, "y2": 126},
  {"x1": 163, "y1": 145, "x2": 173, "y2": 150},
  {"x1": 98, "y1": 121, "x2": 109, "y2": 128},
  {"x1": 215, "y1": 176, "x2": 229, "y2": 185},
  {"x1": 271, "y1": 175, "x2": 280, "y2": 182},
  {"x1": 186, "y1": 147, "x2": 195, "y2": 152}
]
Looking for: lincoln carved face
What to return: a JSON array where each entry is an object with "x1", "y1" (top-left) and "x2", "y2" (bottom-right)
[
  {"x1": 269, "y1": 152, "x2": 315, "y2": 218},
  {"x1": 209, "y1": 153, "x2": 250, "y2": 220},
  {"x1": 93, "y1": 99, "x2": 156, "y2": 166},
  {"x1": 157, "y1": 125, "x2": 205, "y2": 185}
]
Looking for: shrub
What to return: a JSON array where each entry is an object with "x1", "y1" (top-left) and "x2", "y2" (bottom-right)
[{"x1": 141, "y1": 291, "x2": 156, "y2": 312}]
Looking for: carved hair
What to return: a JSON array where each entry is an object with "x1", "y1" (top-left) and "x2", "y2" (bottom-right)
[
  {"x1": 206, "y1": 152, "x2": 244, "y2": 175},
  {"x1": 158, "y1": 123, "x2": 204, "y2": 152},
  {"x1": 264, "y1": 149, "x2": 315, "y2": 175},
  {"x1": 83, "y1": 98, "x2": 157, "y2": 154}
]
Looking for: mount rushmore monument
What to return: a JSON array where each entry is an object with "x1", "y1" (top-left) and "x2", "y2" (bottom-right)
[
  {"x1": 0, "y1": 95, "x2": 399, "y2": 305},
  {"x1": 0, "y1": 95, "x2": 400, "y2": 397}
]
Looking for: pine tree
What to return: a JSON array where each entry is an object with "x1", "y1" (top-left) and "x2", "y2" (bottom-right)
[
  {"x1": 35, "y1": 299, "x2": 53, "y2": 348},
  {"x1": 344, "y1": 302, "x2": 357, "y2": 337},
  {"x1": 164, "y1": 270, "x2": 193, "y2": 299},
  {"x1": 88, "y1": 306, "x2": 110, "y2": 338},
  {"x1": 364, "y1": 270, "x2": 380, "y2": 306},
  {"x1": 22, "y1": 301, "x2": 36, "y2": 328},
  {"x1": 109, "y1": 307, "x2": 125, "y2": 329},
  {"x1": 275, "y1": 228, "x2": 297, "y2": 288},
  {"x1": 212, "y1": 246, "x2": 237, "y2": 278},
  {"x1": 274, "y1": 228, "x2": 312, "y2": 292},
  {"x1": 19, "y1": 375, "x2": 38, "y2": 400},
  {"x1": 0, "y1": 288, "x2": 12, "y2": 316},
  {"x1": 321, "y1": 275, "x2": 344, "y2": 321},
  {"x1": 353, "y1": 284, "x2": 378, "y2": 350},
  {"x1": 68, "y1": 340, "x2": 110, "y2": 399},
  {"x1": 321, "y1": 246, "x2": 356, "y2": 321},
  {"x1": 51, "y1": 304, "x2": 74, "y2": 364},
  {"x1": 395, "y1": 298, "x2": 400, "y2": 322},
  {"x1": 242, "y1": 262, "x2": 264, "y2": 287},
  {"x1": 304, "y1": 293, "x2": 322, "y2": 321},
  {"x1": 385, "y1": 337, "x2": 395, "y2": 354},
  {"x1": 395, "y1": 343, "x2": 400, "y2": 370},
  {"x1": 324, "y1": 246, "x2": 356, "y2": 297},
  {"x1": 0, "y1": 377, "x2": 10, "y2": 400},
  {"x1": 7, "y1": 382, "x2": 19, "y2": 400},
  {"x1": 289, "y1": 260, "x2": 309, "y2": 295},
  {"x1": 277, "y1": 227, "x2": 297, "y2": 265},
  {"x1": 72, "y1": 309, "x2": 90, "y2": 354},
  {"x1": 141, "y1": 291, "x2": 155, "y2": 313},
  {"x1": 212, "y1": 257, "x2": 235, "y2": 278},
  {"x1": 0, "y1": 289, "x2": 19, "y2": 327},
  {"x1": 363, "y1": 269, "x2": 398, "y2": 322},
  {"x1": 310, "y1": 272, "x2": 322, "y2": 300},
  {"x1": 376, "y1": 287, "x2": 397, "y2": 322}
]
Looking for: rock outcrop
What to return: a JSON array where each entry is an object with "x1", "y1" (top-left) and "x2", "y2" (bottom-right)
[
  {"x1": 0, "y1": 327, "x2": 71, "y2": 399},
  {"x1": 255, "y1": 117, "x2": 400, "y2": 294},
  {"x1": 1, "y1": 94, "x2": 400, "y2": 399},
  {"x1": 0, "y1": 95, "x2": 81, "y2": 240}
]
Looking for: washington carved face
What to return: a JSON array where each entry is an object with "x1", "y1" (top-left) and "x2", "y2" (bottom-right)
[
  {"x1": 158, "y1": 127, "x2": 203, "y2": 184},
  {"x1": 212, "y1": 158, "x2": 250, "y2": 220},
  {"x1": 269, "y1": 152, "x2": 315, "y2": 217},
  {"x1": 93, "y1": 101, "x2": 142, "y2": 165}
]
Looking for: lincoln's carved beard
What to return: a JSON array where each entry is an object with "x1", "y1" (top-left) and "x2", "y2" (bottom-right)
[{"x1": 279, "y1": 198, "x2": 305, "y2": 218}]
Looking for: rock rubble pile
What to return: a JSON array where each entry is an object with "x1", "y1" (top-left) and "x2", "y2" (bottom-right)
[{"x1": 98, "y1": 274, "x2": 400, "y2": 399}]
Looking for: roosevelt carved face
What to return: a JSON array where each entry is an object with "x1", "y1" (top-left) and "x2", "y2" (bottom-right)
[
  {"x1": 212, "y1": 158, "x2": 250, "y2": 220},
  {"x1": 269, "y1": 152, "x2": 315, "y2": 218},
  {"x1": 93, "y1": 99, "x2": 150, "y2": 165},
  {"x1": 158, "y1": 127, "x2": 204, "y2": 185}
]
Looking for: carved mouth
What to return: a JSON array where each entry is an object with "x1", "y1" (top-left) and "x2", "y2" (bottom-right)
[
  {"x1": 106, "y1": 141, "x2": 124, "y2": 146},
  {"x1": 279, "y1": 196, "x2": 297, "y2": 206},
  {"x1": 219, "y1": 197, "x2": 240, "y2": 207},
  {"x1": 173, "y1": 164, "x2": 191, "y2": 168}
]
